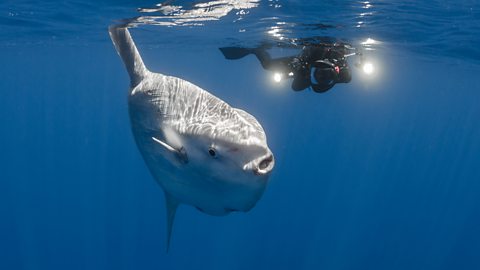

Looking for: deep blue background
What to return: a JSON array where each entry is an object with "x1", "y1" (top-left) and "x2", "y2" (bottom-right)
[{"x1": 1, "y1": 1, "x2": 480, "y2": 269}]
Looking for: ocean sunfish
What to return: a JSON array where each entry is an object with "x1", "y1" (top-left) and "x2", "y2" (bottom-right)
[{"x1": 109, "y1": 26, "x2": 275, "y2": 249}]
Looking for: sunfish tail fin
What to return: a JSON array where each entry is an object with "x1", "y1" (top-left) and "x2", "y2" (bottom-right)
[
  {"x1": 108, "y1": 26, "x2": 147, "y2": 87},
  {"x1": 164, "y1": 192, "x2": 179, "y2": 253},
  {"x1": 219, "y1": 47, "x2": 254, "y2": 60}
]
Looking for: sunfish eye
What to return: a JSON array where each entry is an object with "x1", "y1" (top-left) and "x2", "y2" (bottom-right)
[{"x1": 208, "y1": 147, "x2": 217, "y2": 157}]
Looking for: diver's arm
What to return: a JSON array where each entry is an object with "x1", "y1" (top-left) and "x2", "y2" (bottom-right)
[{"x1": 291, "y1": 66, "x2": 311, "y2": 91}]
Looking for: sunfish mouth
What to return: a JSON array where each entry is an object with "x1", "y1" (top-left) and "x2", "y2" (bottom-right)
[{"x1": 243, "y1": 152, "x2": 275, "y2": 175}]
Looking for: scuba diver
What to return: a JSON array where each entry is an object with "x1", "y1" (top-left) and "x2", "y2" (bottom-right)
[{"x1": 220, "y1": 43, "x2": 358, "y2": 93}]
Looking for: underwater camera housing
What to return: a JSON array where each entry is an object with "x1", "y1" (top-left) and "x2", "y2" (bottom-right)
[{"x1": 310, "y1": 53, "x2": 352, "y2": 93}]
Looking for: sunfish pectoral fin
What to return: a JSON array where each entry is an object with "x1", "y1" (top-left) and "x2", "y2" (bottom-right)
[
  {"x1": 164, "y1": 192, "x2": 179, "y2": 253},
  {"x1": 152, "y1": 137, "x2": 188, "y2": 164}
]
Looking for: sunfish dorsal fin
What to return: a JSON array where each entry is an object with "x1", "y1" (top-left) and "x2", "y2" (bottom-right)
[
  {"x1": 108, "y1": 26, "x2": 148, "y2": 88},
  {"x1": 164, "y1": 192, "x2": 179, "y2": 253}
]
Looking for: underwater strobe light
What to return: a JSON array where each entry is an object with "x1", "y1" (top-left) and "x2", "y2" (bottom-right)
[
  {"x1": 352, "y1": 49, "x2": 376, "y2": 77},
  {"x1": 362, "y1": 62, "x2": 375, "y2": 75},
  {"x1": 273, "y1": 72, "x2": 282, "y2": 83}
]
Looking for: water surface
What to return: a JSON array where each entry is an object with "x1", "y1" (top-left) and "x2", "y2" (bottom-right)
[{"x1": 1, "y1": 1, "x2": 480, "y2": 269}]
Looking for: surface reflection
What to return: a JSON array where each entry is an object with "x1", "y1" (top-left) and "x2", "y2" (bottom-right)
[{"x1": 129, "y1": 0, "x2": 260, "y2": 26}]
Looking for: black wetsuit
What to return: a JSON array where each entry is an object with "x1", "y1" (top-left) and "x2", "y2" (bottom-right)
[{"x1": 220, "y1": 45, "x2": 351, "y2": 92}]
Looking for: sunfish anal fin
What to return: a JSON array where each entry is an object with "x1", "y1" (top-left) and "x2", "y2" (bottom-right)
[
  {"x1": 152, "y1": 137, "x2": 188, "y2": 164},
  {"x1": 165, "y1": 192, "x2": 179, "y2": 253}
]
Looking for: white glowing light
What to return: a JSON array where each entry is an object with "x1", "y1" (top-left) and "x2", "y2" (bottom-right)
[
  {"x1": 363, "y1": 62, "x2": 374, "y2": 75},
  {"x1": 273, "y1": 73, "x2": 282, "y2": 82},
  {"x1": 288, "y1": 72, "x2": 294, "y2": 76},
  {"x1": 362, "y1": 38, "x2": 378, "y2": 45}
]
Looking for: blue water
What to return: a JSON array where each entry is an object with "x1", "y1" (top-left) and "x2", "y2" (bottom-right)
[{"x1": 1, "y1": 1, "x2": 480, "y2": 269}]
